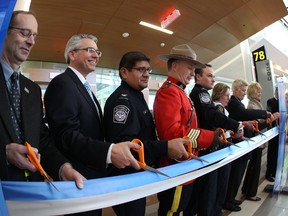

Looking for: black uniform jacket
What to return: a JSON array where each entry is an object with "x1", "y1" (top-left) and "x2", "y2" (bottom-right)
[
  {"x1": 44, "y1": 68, "x2": 111, "y2": 179},
  {"x1": 227, "y1": 95, "x2": 268, "y2": 141},
  {"x1": 104, "y1": 81, "x2": 167, "y2": 175},
  {"x1": 0, "y1": 64, "x2": 67, "y2": 181},
  {"x1": 190, "y1": 83, "x2": 239, "y2": 131}
]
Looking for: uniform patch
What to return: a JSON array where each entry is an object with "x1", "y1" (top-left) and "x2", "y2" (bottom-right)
[
  {"x1": 113, "y1": 105, "x2": 130, "y2": 124},
  {"x1": 199, "y1": 92, "x2": 211, "y2": 104},
  {"x1": 216, "y1": 105, "x2": 224, "y2": 114}
]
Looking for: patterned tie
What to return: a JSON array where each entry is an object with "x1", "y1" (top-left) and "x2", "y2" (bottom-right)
[
  {"x1": 10, "y1": 72, "x2": 22, "y2": 143},
  {"x1": 84, "y1": 81, "x2": 100, "y2": 118},
  {"x1": 84, "y1": 81, "x2": 94, "y2": 99}
]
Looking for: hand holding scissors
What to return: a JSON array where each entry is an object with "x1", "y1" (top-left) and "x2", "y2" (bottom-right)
[
  {"x1": 178, "y1": 136, "x2": 209, "y2": 163},
  {"x1": 252, "y1": 120, "x2": 267, "y2": 137},
  {"x1": 25, "y1": 142, "x2": 60, "y2": 192},
  {"x1": 131, "y1": 139, "x2": 170, "y2": 178},
  {"x1": 216, "y1": 128, "x2": 241, "y2": 148}
]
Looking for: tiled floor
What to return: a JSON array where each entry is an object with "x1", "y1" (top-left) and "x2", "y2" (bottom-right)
[{"x1": 102, "y1": 147, "x2": 288, "y2": 216}]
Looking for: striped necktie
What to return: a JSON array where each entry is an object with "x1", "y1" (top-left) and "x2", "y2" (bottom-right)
[{"x1": 83, "y1": 81, "x2": 100, "y2": 118}]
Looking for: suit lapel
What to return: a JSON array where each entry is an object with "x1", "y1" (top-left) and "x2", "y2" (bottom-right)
[
  {"x1": 20, "y1": 75, "x2": 32, "y2": 142},
  {"x1": 0, "y1": 65, "x2": 18, "y2": 141},
  {"x1": 66, "y1": 69, "x2": 102, "y2": 119}
]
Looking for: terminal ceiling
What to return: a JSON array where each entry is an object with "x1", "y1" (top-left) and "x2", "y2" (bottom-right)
[{"x1": 29, "y1": 0, "x2": 288, "y2": 75}]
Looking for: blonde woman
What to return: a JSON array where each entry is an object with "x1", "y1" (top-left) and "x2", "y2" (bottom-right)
[{"x1": 241, "y1": 82, "x2": 279, "y2": 201}]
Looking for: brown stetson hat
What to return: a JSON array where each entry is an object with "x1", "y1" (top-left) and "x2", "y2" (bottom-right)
[{"x1": 159, "y1": 44, "x2": 205, "y2": 69}]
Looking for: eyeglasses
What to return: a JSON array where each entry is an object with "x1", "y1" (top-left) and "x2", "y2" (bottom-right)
[
  {"x1": 9, "y1": 26, "x2": 37, "y2": 40},
  {"x1": 130, "y1": 67, "x2": 152, "y2": 74},
  {"x1": 74, "y1": 47, "x2": 102, "y2": 57}
]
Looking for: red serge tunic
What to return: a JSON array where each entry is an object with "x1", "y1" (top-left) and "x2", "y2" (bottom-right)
[{"x1": 154, "y1": 76, "x2": 214, "y2": 168}]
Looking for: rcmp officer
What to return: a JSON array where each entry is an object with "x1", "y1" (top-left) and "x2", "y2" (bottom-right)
[
  {"x1": 187, "y1": 65, "x2": 251, "y2": 216},
  {"x1": 153, "y1": 44, "x2": 224, "y2": 216},
  {"x1": 104, "y1": 51, "x2": 189, "y2": 216}
]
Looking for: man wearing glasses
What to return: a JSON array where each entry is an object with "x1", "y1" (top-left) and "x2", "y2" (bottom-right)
[
  {"x1": 44, "y1": 35, "x2": 142, "y2": 215},
  {"x1": 0, "y1": 11, "x2": 85, "y2": 187},
  {"x1": 103, "y1": 51, "x2": 189, "y2": 216}
]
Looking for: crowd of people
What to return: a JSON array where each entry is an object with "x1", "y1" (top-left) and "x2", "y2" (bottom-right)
[{"x1": 0, "y1": 10, "x2": 280, "y2": 216}]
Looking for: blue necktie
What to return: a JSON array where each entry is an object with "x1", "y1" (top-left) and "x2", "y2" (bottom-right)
[
  {"x1": 10, "y1": 72, "x2": 22, "y2": 143},
  {"x1": 84, "y1": 81, "x2": 100, "y2": 118}
]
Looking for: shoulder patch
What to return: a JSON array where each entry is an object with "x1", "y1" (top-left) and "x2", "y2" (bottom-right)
[
  {"x1": 199, "y1": 92, "x2": 211, "y2": 104},
  {"x1": 216, "y1": 105, "x2": 224, "y2": 114},
  {"x1": 113, "y1": 105, "x2": 130, "y2": 124}
]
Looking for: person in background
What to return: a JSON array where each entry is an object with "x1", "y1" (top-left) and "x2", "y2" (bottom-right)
[
  {"x1": 0, "y1": 10, "x2": 85, "y2": 187},
  {"x1": 241, "y1": 82, "x2": 279, "y2": 201},
  {"x1": 104, "y1": 51, "x2": 189, "y2": 216},
  {"x1": 153, "y1": 44, "x2": 224, "y2": 216},
  {"x1": 224, "y1": 79, "x2": 273, "y2": 212},
  {"x1": 266, "y1": 87, "x2": 279, "y2": 182},
  {"x1": 186, "y1": 65, "x2": 252, "y2": 216},
  {"x1": 44, "y1": 34, "x2": 141, "y2": 216}
]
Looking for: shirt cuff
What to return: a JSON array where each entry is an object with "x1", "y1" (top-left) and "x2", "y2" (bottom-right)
[{"x1": 106, "y1": 143, "x2": 114, "y2": 164}]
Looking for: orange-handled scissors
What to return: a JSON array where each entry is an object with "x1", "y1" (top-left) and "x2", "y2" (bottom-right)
[
  {"x1": 216, "y1": 128, "x2": 241, "y2": 148},
  {"x1": 252, "y1": 120, "x2": 267, "y2": 138},
  {"x1": 131, "y1": 139, "x2": 170, "y2": 178},
  {"x1": 25, "y1": 142, "x2": 60, "y2": 192},
  {"x1": 181, "y1": 136, "x2": 209, "y2": 163}
]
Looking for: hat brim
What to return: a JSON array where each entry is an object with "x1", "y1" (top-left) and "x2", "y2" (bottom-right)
[{"x1": 159, "y1": 54, "x2": 205, "y2": 69}]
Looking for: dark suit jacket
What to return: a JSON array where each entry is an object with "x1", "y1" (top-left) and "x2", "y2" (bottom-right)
[
  {"x1": 44, "y1": 68, "x2": 111, "y2": 179},
  {"x1": 0, "y1": 64, "x2": 67, "y2": 181}
]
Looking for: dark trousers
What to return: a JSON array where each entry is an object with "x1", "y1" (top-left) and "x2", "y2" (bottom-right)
[
  {"x1": 158, "y1": 183, "x2": 194, "y2": 216},
  {"x1": 266, "y1": 135, "x2": 279, "y2": 178},
  {"x1": 183, "y1": 170, "x2": 218, "y2": 216},
  {"x1": 215, "y1": 163, "x2": 231, "y2": 216},
  {"x1": 224, "y1": 154, "x2": 250, "y2": 207},
  {"x1": 242, "y1": 148, "x2": 263, "y2": 197},
  {"x1": 112, "y1": 198, "x2": 146, "y2": 216}
]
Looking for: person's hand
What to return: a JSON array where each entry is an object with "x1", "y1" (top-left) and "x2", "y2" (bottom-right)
[
  {"x1": 210, "y1": 130, "x2": 225, "y2": 150},
  {"x1": 266, "y1": 111, "x2": 273, "y2": 122},
  {"x1": 111, "y1": 141, "x2": 141, "y2": 170},
  {"x1": 6, "y1": 143, "x2": 39, "y2": 172},
  {"x1": 60, "y1": 163, "x2": 86, "y2": 189},
  {"x1": 231, "y1": 126, "x2": 244, "y2": 139},
  {"x1": 167, "y1": 138, "x2": 189, "y2": 160},
  {"x1": 241, "y1": 121, "x2": 254, "y2": 131},
  {"x1": 272, "y1": 112, "x2": 280, "y2": 120}
]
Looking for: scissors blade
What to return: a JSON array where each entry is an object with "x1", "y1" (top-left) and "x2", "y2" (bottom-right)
[
  {"x1": 44, "y1": 174, "x2": 60, "y2": 192},
  {"x1": 145, "y1": 165, "x2": 170, "y2": 178},
  {"x1": 242, "y1": 137, "x2": 255, "y2": 142},
  {"x1": 258, "y1": 132, "x2": 267, "y2": 138},
  {"x1": 191, "y1": 155, "x2": 209, "y2": 163}
]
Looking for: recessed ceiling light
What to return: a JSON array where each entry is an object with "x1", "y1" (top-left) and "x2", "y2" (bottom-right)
[
  {"x1": 122, "y1": 32, "x2": 129, "y2": 38},
  {"x1": 139, "y1": 21, "x2": 173, "y2": 35},
  {"x1": 160, "y1": 43, "x2": 165, "y2": 47}
]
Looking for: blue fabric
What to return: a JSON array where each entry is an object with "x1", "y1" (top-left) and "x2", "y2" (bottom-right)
[{"x1": 1, "y1": 128, "x2": 277, "y2": 202}]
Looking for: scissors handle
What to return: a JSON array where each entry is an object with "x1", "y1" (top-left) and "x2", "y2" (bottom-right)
[
  {"x1": 216, "y1": 128, "x2": 228, "y2": 144},
  {"x1": 25, "y1": 142, "x2": 60, "y2": 192},
  {"x1": 252, "y1": 120, "x2": 260, "y2": 132},
  {"x1": 131, "y1": 139, "x2": 146, "y2": 169},
  {"x1": 182, "y1": 136, "x2": 193, "y2": 158}
]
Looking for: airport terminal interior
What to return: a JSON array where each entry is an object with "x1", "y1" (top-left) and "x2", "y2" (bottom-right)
[{"x1": 2, "y1": 0, "x2": 288, "y2": 215}]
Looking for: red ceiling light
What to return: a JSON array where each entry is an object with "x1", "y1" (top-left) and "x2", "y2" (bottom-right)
[{"x1": 160, "y1": 9, "x2": 181, "y2": 29}]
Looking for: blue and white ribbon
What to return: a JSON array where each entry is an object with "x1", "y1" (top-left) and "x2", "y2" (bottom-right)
[{"x1": 2, "y1": 127, "x2": 278, "y2": 215}]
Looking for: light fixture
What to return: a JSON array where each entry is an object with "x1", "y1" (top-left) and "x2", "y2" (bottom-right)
[
  {"x1": 14, "y1": 0, "x2": 31, "y2": 11},
  {"x1": 122, "y1": 32, "x2": 129, "y2": 38},
  {"x1": 161, "y1": 9, "x2": 181, "y2": 29},
  {"x1": 139, "y1": 21, "x2": 173, "y2": 35}
]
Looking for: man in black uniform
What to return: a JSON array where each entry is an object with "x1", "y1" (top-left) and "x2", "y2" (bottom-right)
[
  {"x1": 186, "y1": 65, "x2": 252, "y2": 216},
  {"x1": 104, "y1": 51, "x2": 189, "y2": 216},
  {"x1": 223, "y1": 79, "x2": 272, "y2": 212}
]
